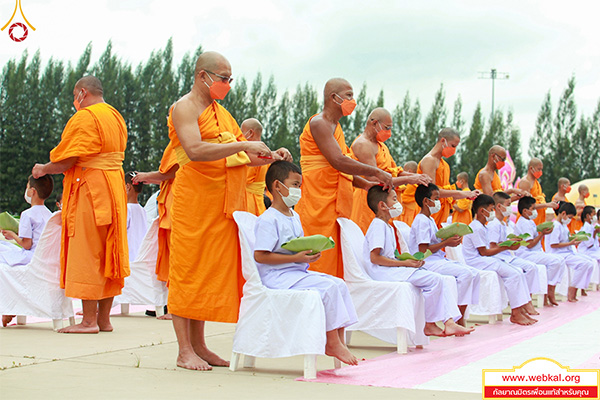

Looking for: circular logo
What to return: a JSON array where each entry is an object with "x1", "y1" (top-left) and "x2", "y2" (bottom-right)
[{"x1": 8, "y1": 22, "x2": 28, "y2": 42}]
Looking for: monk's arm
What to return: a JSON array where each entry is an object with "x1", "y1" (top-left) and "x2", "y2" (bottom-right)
[
  {"x1": 133, "y1": 166, "x2": 178, "y2": 184},
  {"x1": 477, "y1": 171, "x2": 494, "y2": 196},
  {"x1": 246, "y1": 147, "x2": 292, "y2": 167},
  {"x1": 393, "y1": 172, "x2": 432, "y2": 186},
  {"x1": 32, "y1": 157, "x2": 78, "y2": 178}
]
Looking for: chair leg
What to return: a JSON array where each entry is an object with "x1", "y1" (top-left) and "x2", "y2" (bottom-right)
[
  {"x1": 52, "y1": 319, "x2": 63, "y2": 331},
  {"x1": 229, "y1": 352, "x2": 241, "y2": 372},
  {"x1": 497, "y1": 314, "x2": 503, "y2": 322},
  {"x1": 345, "y1": 330, "x2": 353, "y2": 345},
  {"x1": 155, "y1": 305, "x2": 165, "y2": 317},
  {"x1": 488, "y1": 315, "x2": 496, "y2": 325},
  {"x1": 304, "y1": 355, "x2": 317, "y2": 380},
  {"x1": 333, "y1": 358, "x2": 342, "y2": 369},
  {"x1": 121, "y1": 304, "x2": 130, "y2": 315},
  {"x1": 243, "y1": 355, "x2": 256, "y2": 368},
  {"x1": 68, "y1": 317, "x2": 76, "y2": 326},
  {"x1": 16, "y1": 316, "x2": 26, "y2": 325},
  {"x1": 535, "y1": 294, "x2": 544, "y2": 308},
  {"x1": 396, "y1": 327, "x2": 408, "y2": 354}
]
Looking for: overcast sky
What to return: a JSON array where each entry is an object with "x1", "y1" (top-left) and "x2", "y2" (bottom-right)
[{"x1": 2, "y1": 0, "x2": 598, "y2": 154}]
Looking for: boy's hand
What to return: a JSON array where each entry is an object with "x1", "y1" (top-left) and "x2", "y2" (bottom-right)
[
  {"x1": 1, "y1": 230, "x2": 17, "y2": 241},
  {"x1": 541, "y1": 227, "x2": 553, "y2": 235},
  {"x1": 569, "y1": 239, "x2": 581, "y2": 246},
  {"x1": 508, "y1": 243, "x2": 521, "y2": 251},
  {"x1": 295, "y1": 250, "x2": 321, "y2": 263},
  {"x1": 443, "y1": 235, "x2": 462, "y2": 247},
  {"x1": 402, "y1": 259, "x2": 425, "y2": 268}
]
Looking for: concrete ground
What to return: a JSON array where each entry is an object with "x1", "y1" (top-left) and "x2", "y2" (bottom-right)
[{"x1": 0, "y1": 312, "x2": 481, "y2": 400}]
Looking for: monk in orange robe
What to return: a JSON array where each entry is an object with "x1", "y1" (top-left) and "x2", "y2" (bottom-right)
[
  {"x1": 475, "y1": 146, "x2": 528, "y2": 203},
  {"x1": 400, "y1": 128, "x2": 478, "y2": 227},
  {"x1": 167, "y1": 51, "x2": 290, "y2": 371},
  {"x1": 551, "y1": 177, "x2": 571, "y2": 203},
  {"x1": 570, "y1": 184, "x2": 589, "y2": 233},
  {"x1": 452, "y1": 172, "x2": 473, "y2": 225},
  {"x1": 517, "y1": 158, "x2": 558, "y2": 225},
  {"x1": 32, "y1": 76, "x2": 129, "y2": 334},
  {"x1": 241, "y1": 118, "x2": 269, "y2": 216},
  {"x1": 350, "y1": 108, "x2": 431, "y2": 233},
  {"x1": 296, "y1": 78, "x2": 393, "y2": 278}
]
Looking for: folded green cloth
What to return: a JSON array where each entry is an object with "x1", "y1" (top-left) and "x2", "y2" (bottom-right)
[
  {"x1": 435, "y1": 222, "x2": 473, "y2": 239},
  {"x1": 394, "y1": 249, "x2": 432, "y2": 261},
  {"x1": 536, "y1": 221, "x2": 554, "y2": 232},
  {"x1": 0, "y1": 212, "x2": 19, "y2": 234},
  {"x1": 281, "y1": 234, "x2": 335, "y2": 255}
]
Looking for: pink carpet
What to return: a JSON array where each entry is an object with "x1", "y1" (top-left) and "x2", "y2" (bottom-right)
[{"x1": 298, "y1": 291, "x2": 600, "y2": 389}]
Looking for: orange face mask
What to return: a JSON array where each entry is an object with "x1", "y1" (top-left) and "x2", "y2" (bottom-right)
[
  {"x1": 73, "y1": 90, "x2": 84, "y2": 111},
  {"x1": 334, "y1": 94, "x2": 357, "y2": 116},
  {"x1": 533, "y1": 169, "x2": 543, "y2": 179},
  {"x1": 376, "y1": 121, "x2": 392, "y2": 142},
  {"x1": 205, "y1": 73, "x2": 231, "y2": 100},
  {"x1": 441, "y1": 139, "x2": 456, "y2": 158},
  {"x1": 584, "y1": 192, "x2": 590, "y2": 198},
  {"x1": 565, "y1": 185, "x2": 571, "y2": 193}
]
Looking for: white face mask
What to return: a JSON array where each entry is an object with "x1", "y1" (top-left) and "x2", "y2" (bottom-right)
[
  {"x1": 428, "y1": 199, "x2": 441, "y2": 215},
  {"x1": 24, "y1": 188, "x2": 32, "y2": 205},
  {"x1": 278, "y1": 182, "x2": 301, "y2": 208},
  {"x1": 528, "y1": 209, "x2": 538, "y2": 220},
  {"x1": 386, "y1": 202, "x2": 403, "y2": 218},
  {"x1": 498, "y1": 205, "x2": 511, "y2": 218},
  {"x1": 593, "y1": 216, "x2": 598, "y2": 224},
  {"x1": 562, "y1": 217, "x2": 571, "y2": 226},
  {"x1": 485, "y1": 209, "x2": 495, "y2": 222}
]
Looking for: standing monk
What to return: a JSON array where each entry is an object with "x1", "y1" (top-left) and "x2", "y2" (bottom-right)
[
  {"x1": 400, "y1": 128, "x2": 478, "y2": 227},
  {"x1": 569, "y1": 185, "x2": 589, "y2": 234},
  {"x1": 551, "y1": 177, "x2": 571, "y2": 203},
  {"x1": 168, "y1": 51, "x2": 290, "y2": 371},
  {"x1": 474, "y1": 145, "x2": 528, "y2": 202},
  {"x1": 32, "y1": 76, "x2": 129, "y2": 333},
  {"x1": 241, "y1": 118, "x2": 270, "y2": 216},
  {"x1": 295, "y1": 78, "x2": 393, "y2": 278},
  {"x1": 517, "y1": 158, "x2": 558, "y2": 225},
  {"x1": 350, "y1": 108, "x2": 431, "y2": 233}
]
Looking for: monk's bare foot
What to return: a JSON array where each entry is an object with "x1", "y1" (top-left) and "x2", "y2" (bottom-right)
[
  {"x1": 524, "y1": 303, "x2": 540, "y2": 315},
  {"x1": 177, "y1": 351, "x2": 212, "y2": 371},
  {"x1": 192, "y1": 344, "x2": 229, "y2": 367},
  {"x1": 424, "y1": 323, "x2": 445, "y2": 337},
  {"x1": 98, "y1": 322, "x2": 113, "y2": 332},
  {"x1": 157, "y1": 313, "x2": 172, "y2": 320},
  {"x1": 325, "y1": 342, "x2": 358, "y2": 365},
  {"x1": 443, "y1": 321, "x2": 474, "y2": 337},
  {"x1": 2, "y1": 315, "x2": 15, "y2": 327},
  {"x1": 581, "y1": 289, "x2": 587, "y2": 296},
  {"x1": 57, "y1": 322, "x2": 100, "y2": 333}
]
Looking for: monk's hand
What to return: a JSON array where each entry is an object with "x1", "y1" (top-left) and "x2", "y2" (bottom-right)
[
  {"x1": 407, "y1": 173, "x2": 432, "y2": 186},
  {"x1": 132, "y1": 172, "x2": 147, "y2": 184},
  {"x1": 548, "y1": 201, "x2": 559, "y2": 210},
  {"x1": 295, "y1": 250, "x2": 321, "y2": 263},
  {"x1": 374, "y1": 169, "x2": 394, "y2": 190},
  {"x1": 274, "y1": 147, "x2": 293, "y2": 162},
  {"x1": 32, "y1": 163, "x2": 46, "y2": 179},
  {"x1": 466, "y1": 190, "x2": 481, "y2": 200},
  {"x1": 244, "y1": 141, "x2": 272, "y2": 158}
]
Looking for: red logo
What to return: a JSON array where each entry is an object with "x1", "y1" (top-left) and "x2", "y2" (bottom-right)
[
  {"x1": 2, "y1": 0, "x2": 36, "y2": 42},
  {"x1": 8, "y1": 22, "x2": 27, "y2": 42}
]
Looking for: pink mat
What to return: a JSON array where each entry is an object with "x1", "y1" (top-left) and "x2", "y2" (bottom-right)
[{"x1": 298, "y1": 292, "x2": 600, "y2": 389}]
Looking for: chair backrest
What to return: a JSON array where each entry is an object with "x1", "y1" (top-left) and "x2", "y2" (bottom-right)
[
  {"x1": 337, "y1": 218, "x2": 371, "y2": 282},
  {"x1": 28, "y1": 211, "x2": 62, "y2": 281},
  {"x1": 133, "y1": 217, "x2": 159, "y2": 264},
  {"x1": 233, "y1": 211, "x2": 265, "y2": 294},
  {"x1": 392, "y1": 220, "x2": 411, "y2": 253}
]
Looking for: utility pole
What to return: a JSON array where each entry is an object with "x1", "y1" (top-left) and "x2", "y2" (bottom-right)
[{"x1": 478, "y1": 68, "x2": 509, "y2": 116}]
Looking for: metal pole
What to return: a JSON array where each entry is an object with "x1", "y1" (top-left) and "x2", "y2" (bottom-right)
[{"x1": 491, "y1": 69, "x2": 497, "y2": 116}]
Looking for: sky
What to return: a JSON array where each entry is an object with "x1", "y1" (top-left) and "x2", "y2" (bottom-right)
[{"x1": 1, "y1": 0, "x2": 598, "y2": 154}]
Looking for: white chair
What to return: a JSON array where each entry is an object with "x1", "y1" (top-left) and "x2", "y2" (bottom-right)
[
  {"x1": 337, "y1": 218, "x2": 428, "y2": 353},
  {"x1": 114, "y1": 217, "x2": 168, "y2": 317},
  {"x1": 0, "y1": 212, "x2": 75, "y2": 330},
  {"x1": 230, "y1": 211, "x2": 329, "y2": 380}
]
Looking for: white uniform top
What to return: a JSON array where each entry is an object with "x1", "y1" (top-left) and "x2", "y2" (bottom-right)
[
  {"x1": 546, "y1": 220, "x2": 573, "y2": 255},
  {"x1": 126, "y1": 203, "x2": 148, "y2": 263},
  {"x1": 462, "y1": 219, "x2": 489, "y2": 263},
  {"x1": 580, "y1": 222, "x2": 599, "y2": 252},
  {"x1": 487, "y1": 218, "x2": 514, "y2": 262},
  {"x1": 364, "y1": 218, "x2": 416, "y2": 281},
  {"x1": 408, "y1": 214, "x2": 445, "y2": 260},
  {"x1": 514, "y1": 216, "x2": 541, "y2": 254},
  {"x1": 0, "y1": 205, "x2": 52, "y2": 266}
]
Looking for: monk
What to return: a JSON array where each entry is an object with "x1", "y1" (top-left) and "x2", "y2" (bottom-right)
[
  {"x1": 399, "y1": 161, "x2": 419, "y2": 219},
  {"x1": 474, "y1": 146, "x2": 528, "y2": 203},
  {"x1": 167, "y1": 51, "x2": 290, "y2": 371},
  {"x1": 570, "y1": 185, "x2": 589, "y2": 233},
  {"x1": 452, "y1": 172, "x2": 473, "y2": 225},
  {"x1": 241, "y1": 118, "x2": 270, "y2": 216},
  {"x1": 31, "y1": 76, "x2": 129, "y2": 334},
  {"x1": 404, "y1": 161, "x2": 418, "y2": 174},
  {"x1": 295, "y1": 78, "x2": 393, "y2": 278},
  {"x1": 400, "y1": 128, "x2": 479, "y2": 227},
  {"x1": 350, "y1": 108, "x2": 431, "y2": 233},
  {"x1": 551, "y1": 177, "x2": 571, "y2": 203},
  {"x1": 517, "y1": 158, "x2": 558, "y2": 225}
]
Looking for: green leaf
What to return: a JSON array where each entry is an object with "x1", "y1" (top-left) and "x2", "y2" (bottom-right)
[{"x1": 435, "y1": 222, "x2": 473, "y2": 239}]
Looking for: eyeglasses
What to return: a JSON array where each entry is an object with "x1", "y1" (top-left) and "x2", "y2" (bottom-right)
[
  {"x1": 494, "y1": 154, "x2": 507, "y2": 162},
  {"x1": 204, "y1": 70, "x2": 233, "y2": 84},
  {"x1": 374, "y1": 119, "x2": 392, "y2": 131}
]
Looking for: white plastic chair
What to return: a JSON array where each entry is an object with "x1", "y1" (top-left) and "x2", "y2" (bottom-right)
[
  {"x1": 337, "y1": 218, "x2": 428, "y2": 353},
  {"x1": 114, "y1": 217, "x2": 168, "y2": 317},
  {"x1": 230, "y1": 211, "x2": 329, "y2": 380},
  {"x1": 0, "y1": 212, "x2": 75, "y2": 330}
]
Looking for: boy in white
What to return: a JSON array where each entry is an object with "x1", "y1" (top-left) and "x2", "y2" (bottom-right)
[
  {"x1": 409, "y1": 183, "x2": 480, "y2": 326},
  {"x1": 0, "y1": 175, "x2": 54, "y2": 266},
  {"x1": 488, "y1": 192, "x2": 543, "y2": 299},
  {"x1": 364, "y1": 185, "x2": 474, "y2": 337},
  {"x1": 514, "y1": 196, "x2": 565, "y2": 306},
  {"x1": 125, "y1": 171, "x2": 148, "y2": 263},
  {"x1": 579, "y1": 206, "x2": 600, "y2": 286},
  {"x1": 547, "y1": 201, "x2": 594, "y2": 302},
  {"x1": 253, "y1": 161, "x2": 359, "y2": 365},
  {"x1": 463, "y1": 194, "x2": 536, "y2": 325}
]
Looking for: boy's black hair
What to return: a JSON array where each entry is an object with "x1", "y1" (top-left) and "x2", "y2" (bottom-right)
[
  {"x1": 582, "y1": 205, "x2": 595, "y2": 224},
  {"x1": 28, "y1": 175, "x2": 54, "y2": 200},
  {"x1": 555, "y1": 201, "x2": 576, "y2": 216},
  {"x1": 472, "y1": 194, "x2": 495, "y2": 217},
  {"x1": 125, "y1": 171, "x2": 144, "y2": 194},
  {"x1": 265, "y1": 161, "x2": 302, "y2": 193},
  {"x1": 367, "y1": 185, "x2": 392, "y2": 215},
  {"x1": 414, "y1": 183, "x2": 439, "y2": 208},
  {"x1": 492, "y1": 191, "x2": 510, "y2": 204},
  {"x1": 517, "y1": 196, "x2": 536, "y2": 215}
]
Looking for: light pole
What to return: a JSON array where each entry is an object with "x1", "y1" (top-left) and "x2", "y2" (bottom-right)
[{"x1": 478, "y1": 68, "x2": 509, "y2": 116}]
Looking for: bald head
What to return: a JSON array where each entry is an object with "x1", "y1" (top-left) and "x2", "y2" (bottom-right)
[
  {"x1": 558, "y1": 177, "x2": 570, "y2": 187},
  {"x1": 75, "y1": 76, "x2": 103, "y2": 96},
  {"x1": 324, "y1": 78, "x2": 352, "y2": 98},
  {"x1": 437, "y1": 128, "x2": 459, "y2": 141},
  {"x1": 528, "y1": 158, "x2": 542, "y2": 169},
  {"x1": 579, "y1": 184, "x2": 589, "y2": 195},
  {"x1": 489, "y1": 145, "x2": 506, "y2": 158},
  {"x1": 195, "y1": 51, "x2": 230, "y2": 75},
  {"x1": 241, "y1": 118, "x2": 263, "y2": 141},
  {"x1": 457, "y1": 172, "x2": 469, "y2": 182},
  {"x1": 403, "y1": 161, "x2": 418, "y2": 173},
  {"x1": 368, "y1": 108, "x2": 391, "y2": 121}
]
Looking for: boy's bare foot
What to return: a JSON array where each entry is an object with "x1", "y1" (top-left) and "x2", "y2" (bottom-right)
[
  {"x1": 510, "y1": 312, "x2": 534, "y2": 325},
  {"x1": 57, "y1": 322, "x2": 100, "y2": 333},
  {"x1": 325, "y1": 342, "x2": 358, "y2": 365},
  {"x1": 2, "y1": 315, "x2": 15, "y2": 327},
  {"x1": 157, "y1": 314, "x2": 172, "y2": 320},
  {"x1": 192, "y1": 344, "x2": 229, "y2": 367},
  {"x1": 581, "y1": 289, "x2": 587, "y2": 296},
  {"x1": 568, "y1": 297, "x2": 578, "y2": 302},
  {"x1": 549, "y1": 297, "x2": 559, "y2": 306},
  {"x1": 524, "y1": 313, "x2": 538, "y2": 323},
  {"x1": 524, "y1": 302, "x2": 540, "y2": 315},
  {"x1": 177, "y1": 350, "x2": 212, "y2": 371},
  {"x1": 443, "y1": 321, "x2": 474, "y2": 337},
  {"x1": 424, "y1": 323, "x2": 445, "y2": 337}
]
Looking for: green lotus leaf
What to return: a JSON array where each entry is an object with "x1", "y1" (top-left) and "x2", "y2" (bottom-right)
[
  {"x1": 281, "y1": 234, "x2": 335, "y2": 255},
  {"x1": 435, "y1": 222, "x2": 474, "y2": 240},
  {"x1": 0, "y1": 211, "x2": 19, "y2": 234}
]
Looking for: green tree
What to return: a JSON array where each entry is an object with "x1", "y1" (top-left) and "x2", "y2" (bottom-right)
[{"x1": 456, "y1": 103, "x2": 485, "y2": 187}]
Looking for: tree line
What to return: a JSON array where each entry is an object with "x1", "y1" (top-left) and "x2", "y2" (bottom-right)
[{"x1": 1, "y1": 40, "x2": 598, "y2": 213}]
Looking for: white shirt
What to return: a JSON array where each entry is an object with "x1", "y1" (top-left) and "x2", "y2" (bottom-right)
[
  {"x1": 546, "y1": 220, "x2": 572, "y2": 255},
  {"x1": 364, "y1": 218, "x2": 416, "y2": 281},
  {"x1": 487, "y1": 218, "x2": 513, "y2": 262},
  {"x1": 19, "y1": 205, "x2": 52, "y2": 254},
  {"x1": 462, "y1": 219, "x2": 489, "y2": 263},
  {"x1": 514, "y1": 216, "x2": 540, "y2": 253},
  {"x1": 127, "y1": 203, "x2": 148, "y2": 262},
  {"x1": 580, "y1": 222, "x2": 599, "y2": 252},
  {"x1": 408, "y1": 214, "x2": 445, "y2": 260}
]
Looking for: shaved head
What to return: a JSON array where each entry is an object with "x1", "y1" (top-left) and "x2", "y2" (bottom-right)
[
  {"x1": 457, "y1": 172, "x2": 469, "y2": 181},
  {"x1": 324, "y1": 78, "x2": 352, "y2": 99},
  {"x1": 528, "y1": 158, "x2": 542, "y2": 169},
  {"x1": 75, "y1": 76, "x2": 103, "y2": 96},
  {"x1": 558, "y1": 177, "x2": 570, "y2": 187},
  {"x1": 368, "y1": 107, "x2": 391, "y2": 121},
  {"x1": 437, "y1": 127, "x2": 459, "y2": 141},
  {"x1": 240, "y1": 118, "x2": 263, "y2": 138},
  {"x1": 194, "y1": 51, "x2": 230, "y2": 76},
  {"x1": 403, "y1": 161, "x2": 418, "y2": 173},
  {"x1": 579, "y1": 184, "x2": 589, "y2": 194},
  {"x1": 489, "y1": 145, "x2": 506, "y2": 157}
]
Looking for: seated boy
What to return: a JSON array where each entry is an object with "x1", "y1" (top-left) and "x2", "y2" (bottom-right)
[
  {"x1": 462, "y1": 194, "x2": 537, "y2": 325},
  {"x1": 253, "y1": 161, "x2": 359, "y2": 365},
  {"x1": 125, "y1": 171, "x2": 148, "y2": 263},
  {"x1": 579, "y1": 205, "x2": 600, "y2": 284},
  {"x1": 409, "y1": 183, "x2": 480, "y2": 325},
  {"x1": 452, "y1": 172, "x2": 473, "y2": 225},
  {"x1": 546, "y1": 201, "x2": 595, "y2": 302},
  {"x1": 364, "y1": 185, "x2": 474, "y2": 337},
  {"x1": 489, "y1": 192, "x2": 543, "y2": 302}
]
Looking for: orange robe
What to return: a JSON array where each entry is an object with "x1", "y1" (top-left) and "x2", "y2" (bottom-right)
[
  {"x1": 400, "y1": 159, "x2": 455, "y2": 228},
  {"x1": 570, "y1": 200, "x2": 586, "y2": 234},
  {"x1": 155, "y1": 142, "x2": 177, "y2": 283},
  {"x1": 452, "y1": 187, "x2": 473, "y2": 225},
  {"x1": 530, "y1": 180, "x2": 547, "y2": 225},
  {"x1": 350, "y1": 140, "x2": 403, "y2": 233},
  {"x1": 167, "y1": 102, "x2": 248, "y2": 323},
  {"x1": 474, "y1": 169, "x2": 502, "y2": 192},
  {"x1": 295, "y1": 116, "x2": 353, "y2": 278},
  {"x1": 49, "y1": 103, "x2": 129, "y2": 300},
  {"x1": 246, "y1": 164, "x2": 268, "y2": 216}
]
